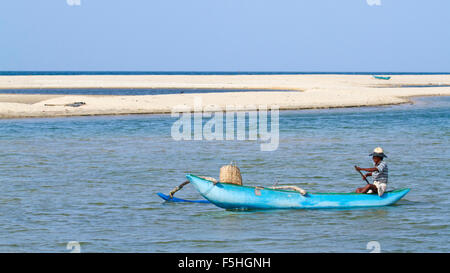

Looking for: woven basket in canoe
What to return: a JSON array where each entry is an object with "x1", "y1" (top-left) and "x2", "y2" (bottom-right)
[{"x1": 219, "y1": 164, "x2": 242, "y2": 185}]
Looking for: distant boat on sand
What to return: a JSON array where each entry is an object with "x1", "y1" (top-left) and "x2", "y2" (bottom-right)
[{"x1": 372, "y1": 75, "x2": 391, "y2": 80}]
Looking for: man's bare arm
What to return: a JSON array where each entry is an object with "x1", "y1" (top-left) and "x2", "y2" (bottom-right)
[{"x1": 355, "y1": 166, "x2": 378, "y2": 172}]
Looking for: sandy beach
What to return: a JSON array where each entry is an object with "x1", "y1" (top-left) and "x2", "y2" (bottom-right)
[{"x1": 0, "y1": 74, "x2": 449, "y2": 119}]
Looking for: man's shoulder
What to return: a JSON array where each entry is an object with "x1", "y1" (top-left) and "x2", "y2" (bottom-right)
[{"x1": 377, "y1": 161, "x2": 387, "y2": 170}]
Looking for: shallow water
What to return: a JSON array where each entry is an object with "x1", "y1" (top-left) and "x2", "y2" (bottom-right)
[{"x1": 0, "y1": 96, "x2": 448, "y2": 252}]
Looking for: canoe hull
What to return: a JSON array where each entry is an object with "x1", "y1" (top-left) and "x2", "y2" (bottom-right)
[
  {"x1": 373, "y1": 75, "x2": 391, "y2": 80},
  {"x1": 186, "y1": 174, "x2": 410, "y2": 210}
]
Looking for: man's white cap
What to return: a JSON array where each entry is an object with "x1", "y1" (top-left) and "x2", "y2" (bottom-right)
[{"x1": 369, "y1": 147, "x2": 387, "y2": 158}]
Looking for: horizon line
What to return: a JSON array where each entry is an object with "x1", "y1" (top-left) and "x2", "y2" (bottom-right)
[{"x1": 1, "y1": 71, "x2": 450, "y2": 75}]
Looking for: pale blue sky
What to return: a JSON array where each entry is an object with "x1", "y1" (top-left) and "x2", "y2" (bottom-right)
[{"x1": 1, "y1": 0, "x2": 449, "y2": 72}]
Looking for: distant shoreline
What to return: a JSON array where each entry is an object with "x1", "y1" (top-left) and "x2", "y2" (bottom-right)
[
  {"x1": 1, "y1": 71, "x2": 450, "y2": 76},
  {"x1": 0, "y1": 74, "x2": 449, "y2": 119}
]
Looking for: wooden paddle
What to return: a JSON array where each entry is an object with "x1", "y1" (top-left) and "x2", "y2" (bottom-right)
[{"x1": 354, "y1": 165, "x2": 370, "y2": 185}]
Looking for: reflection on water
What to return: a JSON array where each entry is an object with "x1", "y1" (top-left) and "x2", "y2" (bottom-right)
[{"x1": 0, "y1": 96, "x2": 449, "y2": 252}]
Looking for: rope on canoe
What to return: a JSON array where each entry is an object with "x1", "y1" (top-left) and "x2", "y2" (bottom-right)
[{"x1": 269, "y1": 185, "x2": 307, "y2": 196}]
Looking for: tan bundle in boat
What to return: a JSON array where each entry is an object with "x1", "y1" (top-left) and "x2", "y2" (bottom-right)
[
  {"x1": 199, "y1": 176, "x2": 218, "y2": 183},
  {"x1": 219, "y1": 163, "x2": 243, "y2": 185}
]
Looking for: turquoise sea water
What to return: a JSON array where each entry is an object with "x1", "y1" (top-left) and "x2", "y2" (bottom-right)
[{"x1": 0, "y1": 96, "x2": 448, "y2": 252}]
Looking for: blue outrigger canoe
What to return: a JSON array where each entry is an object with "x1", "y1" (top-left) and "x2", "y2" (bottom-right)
[
  {"x1": 186, "y1": 174, "x2": 410, "y2": 210},
  {"x1": 372, "y1": 75, "x2": 391, "y2": 80}
]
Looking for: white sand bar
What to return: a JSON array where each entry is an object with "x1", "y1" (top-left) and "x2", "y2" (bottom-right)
[{"x1": 0, "y1": 74, "x2": 449, "y2": 118}]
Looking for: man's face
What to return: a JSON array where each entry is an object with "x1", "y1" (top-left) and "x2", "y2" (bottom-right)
[{"x1": 372, "y1": 156, "x2": 381, "y2": 164}]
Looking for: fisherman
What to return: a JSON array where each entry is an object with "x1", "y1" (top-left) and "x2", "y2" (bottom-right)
[{"x1": 355, "y1": 147, "x2": 388, "y2": 196}]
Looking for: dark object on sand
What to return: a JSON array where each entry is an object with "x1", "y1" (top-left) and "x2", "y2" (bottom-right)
[{"x1": 45, "y1": 102, "x2": 86, "y2": 107}]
